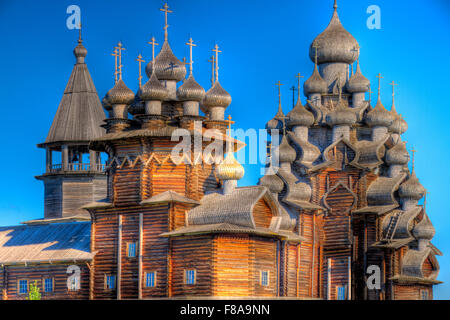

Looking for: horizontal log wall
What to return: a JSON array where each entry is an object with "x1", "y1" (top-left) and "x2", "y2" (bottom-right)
[
  {"x1": 1, "y1": 263, "x2": 89, "y2": 300},
  {"x1": 394, "y1": 284, "x2": 432, "y2": 300}
]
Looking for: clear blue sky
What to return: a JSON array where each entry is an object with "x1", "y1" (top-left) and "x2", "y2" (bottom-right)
[{"x1": 0, "y1": 0, "x2": 449, "y2": 299}]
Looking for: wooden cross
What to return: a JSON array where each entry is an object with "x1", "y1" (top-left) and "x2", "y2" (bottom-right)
[
  {"x1": 111, "y1": 48, "x2": 119, "y2": 83},
  {"x1": 208, "y1": 56, "x2": 215, "y2": 86},
  {"x1": 290, "y1": 86, "x2": 297, "y2": 107},
  {"x1": 186, "y1": 37, "x2": 196, "y2": 75},
  {"x1": 410, "y1": 147, "x2": 417, "y2": 172},
  {"x1": 376, "y1": 73, "x2": 383, "y2": 99},
  {"x1": 78, "y1": 22, "x2": 82, "y2": 43},
  {"x1": 212, "y1": 44, "x2": 222, "y2": 82},
  {"x1": 136, "y1": 54, "x2": 145, "y2": 88},
  {"x1": 115, "y1": 42, "x2": 126, "y2": 80},
  {"x1": 147, "y1": 37, "x2": 159, "y2": 63},
  {"x1": 389, "y1": 80, "x2": 398, "y2": 104},
  {"x1": 334, "y1": 0, "x2": 338, "y2": 10},
  {"x1": 296, "y1": 73, "x2": 304, "y2": 100},
  {"x1": 160, "y1": 2, "x2": 173, "y2": 41}
]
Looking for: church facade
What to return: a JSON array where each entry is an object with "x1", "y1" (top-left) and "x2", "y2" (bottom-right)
[{"x1": 0, "y1": 2, "x2": 440, "y2": 300}]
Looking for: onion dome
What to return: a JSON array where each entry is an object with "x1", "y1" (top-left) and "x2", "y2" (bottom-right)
[
  {"x1": 385, "y1": 141, "x2": 409, "y2": 166},
  {"x1": 287, "y1": 99, "x2": 315, "y2": 127},
  {"x1": 73, "y1": 42, "x2": 87, "y2": 60},
  {"x1": 346, "y1": 61, "x2": 370, "y2": 93},
  {"x1": 129, "y1": 94, "x2": 145, "y2": 115},
  {"x1": 398, "y1": 171, "x2": 426, "y2": 200},
  {"x1": 304, "y1": 65, "x2": 328, "y2": 95},
  {"x1": 275, "y1": 135, "x2": 297, "y2": 163},
  {"x1": 308, "y1": 5, "x2": 359, "y2": 64},
  {"x1": 326, "y1": 100, "x2": 357, "y2": 126},
  {"x1": 177, "y1": 74, "x2": 206, "y2": 101},
  {"x1": 106, "y1": 79, "x2": 135, "y2": 105},
  {"x1": 145, "y1": 41, "x2": 186, "y2": 82},
  {"x1": 412, "y1": 214, "x2": 435, "y2": 240},
  {"x1": 266, "y1": 105, "x2": 285, "y2": 131},
  {"x1": 215, "y1": 152, "x2": 245, "y2": 181},
  {"x1": 389, "y1": 104, "x2": 408, "y2": 134},
  {"x1": 365, "y1": 99, "x2": 394, "y2": 127},
  {"x1": 259, "y1": 172, "x2": 284, "y2": 194},
  {"x1": 202, "y1": 81, "x2": 232, "y2": 109},
  {"x1": 139, "y1": 72, "x2": 168, "y2": 101},
  {"x1": 102, "y1": 95, "x2": 112, "y2": 111}
]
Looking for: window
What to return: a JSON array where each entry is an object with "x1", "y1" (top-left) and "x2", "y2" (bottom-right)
[
  {"x1": 127, "y1": 242, "x2": 137, "y2": 258},
  {"x1": 337, "y1": 285, "x2": 347, "y2": 300},
  {"x1": 18, "y1": 280, "x2": 28, "y2": 294},
  {"x1": 44, "y1": 278, "x2": 54, "y2": 293},
  {"x1": 260, "y1": 271, "x2": 269, "y2": 286},
  {"x1": 420, "y1": 290, "x2": 429, "y2": 300},
  {"x1": 145, "y1": 272, "x2": 157, "y2": 288},
  {"x1": 185, "y1": 269, "x2": 196, "y2": 285},
  {"x1": 105, "y1": 275, "x2": 116, "y2": 290}
]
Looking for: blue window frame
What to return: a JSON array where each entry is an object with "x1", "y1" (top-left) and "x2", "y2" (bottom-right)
[
  {"x1": 44, "y1": 278, "x2": 53, "y2": 293},
  {"x1": 127, "y1": 242, "x2": 137, "y2": 258},
  {"x1": 185, "y1": 269, "x2": 196, "y2": 285},
  {"x1": 145, "y1": 272, "x2": 156, "y2": 288},
  {"x1": 19, "y1": 280, "x2": 28, "y2": 294},
  {"x1": 337, "y1": 285, "x2": 347, "y2": 300},
  {"x1": 106, "y1": 275, "x2": 116, "y2": 290},
  {"x1": 260, "y1": 271, "x2": 269, "y2": 286}
]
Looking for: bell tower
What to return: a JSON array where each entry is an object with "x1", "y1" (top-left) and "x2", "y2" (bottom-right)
[{"x1": 36, "y1": 32, "x2": 107, "y2": 220}]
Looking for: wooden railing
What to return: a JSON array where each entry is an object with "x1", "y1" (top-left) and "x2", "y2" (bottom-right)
[{"x1": 49, "y1": 163, "x2": 105, "y2": 173}]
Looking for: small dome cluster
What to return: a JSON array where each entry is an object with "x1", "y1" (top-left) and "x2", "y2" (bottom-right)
[
  {"x1": 385, "y1": 141, "x2": 409, "y2": 166},
  {"x1": 346, "y1": 62, "x2": 370, "y2": 93},
  {"x1": 398, "y1": 171, "x2": 426, "y2": 200},
  {"x1": 304, "y1": 66, "x2": 328, "y2": 96},
  {"x1": 287, "y1": 100, "x2": 315, "y2": 128},
  {"x1": 106, "y1": 79, "x2": 135, "y2": 105},
  {"x1": 326, "y1": 100, "x2": 356, "y2": 126},
  {"x1": 177, "y1": 75, "x2": 206, "y2": 102},
  {"x1": 365, "y1": 100, "x2": 394, "y2": 128},
  {"x1": 412, "y1": 214, "x2": 435, "y2": 241},
  {"x1": 259, "y1": 172, "x2": 284, "y2": 194},
  {"x1": 215, "y1": 152, "x2": 245, "y2": 181},
  {"x1": 389, "y1": 104, "x2": 408, "y2": 134},
  {"x1": 202, "y1": 82, "x2": 232, "y2": 109},
  {"x1": 139, "y1": 72, "x2": 169, "y2": 101},
  {"x1": 275, "y1": 135, "x2": 297, "y2": 163}
]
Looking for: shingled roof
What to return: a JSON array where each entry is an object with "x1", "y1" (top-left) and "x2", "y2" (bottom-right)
[
  {"x1": 42, "y1": 41, "x2": 105, "y2": 146},
  {"x1": 0, "y1": 222, "x2": 93, "y2": 265}
]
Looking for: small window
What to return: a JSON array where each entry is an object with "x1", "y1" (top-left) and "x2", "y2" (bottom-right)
[
  {"x1": 260, "y1": 271, "x2": 269, "y2": 286},
  {"x1": 145, "y1": 272, "x2": 157, "y2": 288},
  {"x1": 127, "y1": 242, "x2": 137, "y2": 258},
  {"x1": 185, "y1": 269, "x2": 196, "y2": 285},
  {"x1": 105, "y1": 275, "x2": 116, "y2": 290},
  {"x1": 337, "y1": 285, "x2": 347, "y2": 300},
  {"x1": 18, "y1": 279, "x2": 28, "y2": 294},
  {"x1": 420, "y1": 290, "x2": 429, "y2": 300},
  {"x1": 44, "y1": 278, "x2": 54, "y2": 293}
]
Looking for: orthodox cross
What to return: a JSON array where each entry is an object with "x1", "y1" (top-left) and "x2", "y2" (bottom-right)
[
  {"x1": 160, "y1": 2, "x2": 172, "y2": 41},
  {"x1": 147, "y1": 37, "x2": 159, "y2": 68},
  {"x1": 296, "y1": 73, "x2": 304, "y2": 101},
  {"x1": 410, "y1": 147, "x2": 417, "y2": 172},
  {"x1": 334, "y1": 0, "x2": 338, "y2": 10},
  {"x1": 78, "y1": 22, "x2": 82, "y2": 43},
  {"x1": 290, "y1": 86, "x2": 297, "y2": 108},
  {"x1": 208, "y1": 56, "x2": 215, "y2": 86},
  {"x1": 136, "y1": 54, "x2": 145, "y2": 88},
  {"x1": 275, "y1": 81, "x2": 287, "y2": 135},
  {"x1": 212, "y1": 44, "x2": 221, "y2": 83},
  {"x1": 114, "y1": 42, "x2": 126, "y2": 80},
  {"x1": 186, "y1": 37, "x2": 196, "y2": 75},
  {"x1": 376, "y1": 73, "x2": 383, "y2": 100},
  {"x1": 111, "y1": 48, "x2": 119, "y2": 83},
  {"x1": 225, "y1": 115, "x2": 235, "y2": 153},
  {"x1": 389, "y1": 80, "x2": 398, "y2": 105}
]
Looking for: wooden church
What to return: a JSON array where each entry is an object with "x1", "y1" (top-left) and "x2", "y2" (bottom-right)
[{"x1": 0, "y1": 1, "x2": 441, "y2": 300}]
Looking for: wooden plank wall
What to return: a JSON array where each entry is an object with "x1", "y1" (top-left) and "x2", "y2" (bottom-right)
[
  {"x1": 252, "y1": 199, "x2": 272, "y2": 228},
  {"x1": 0, "y1": 264, "x2": 89, "y2": 300},
  {"x1": 394, "y1": 284, "x2": 432, "y2": 300}
]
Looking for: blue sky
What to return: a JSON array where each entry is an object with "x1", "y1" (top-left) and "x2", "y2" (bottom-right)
[{"x1": 0, "y1": 0, "x2": 449, "y2": 299}]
